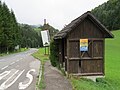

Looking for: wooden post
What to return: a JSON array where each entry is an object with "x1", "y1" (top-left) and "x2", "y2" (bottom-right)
[
  {"x1": 103, "y1": 39, "x2": 105, "y2": 75},
  {"x1": 45, "y1": 46, "x2": 46, "y2": 55},
  {"x1": 45, "y1": 46, "x2": 50, "y2": 55},
  {"x1": 48, "y1": 46, "x2": 49, "y2": 55},
  {"x1": 67, "y1": 39, "x2": 69, "y2": 73}
]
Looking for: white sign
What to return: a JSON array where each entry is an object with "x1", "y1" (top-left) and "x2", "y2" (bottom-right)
[
  {"x1": 41, "y1": 30, "x2": 50, "y2": 46},
  {"x1": 15, "y1": 45, "x2": 20, "y2": 50}
]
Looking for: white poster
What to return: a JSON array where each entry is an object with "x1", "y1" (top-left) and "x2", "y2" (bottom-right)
[{"x1": 41, "y1": 30, "x2": 50, "y2": 46}]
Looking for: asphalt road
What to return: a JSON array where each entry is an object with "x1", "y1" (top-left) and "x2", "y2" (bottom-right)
[{"x1": 0, "y1": 48, "x2": 40, "y2": 90}]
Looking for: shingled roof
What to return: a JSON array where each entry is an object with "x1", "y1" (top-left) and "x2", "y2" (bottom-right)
[{"x1": 54, "y1": 11, "x2": 114, "y2": 39}]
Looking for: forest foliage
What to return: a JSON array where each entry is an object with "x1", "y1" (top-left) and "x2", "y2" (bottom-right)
[
  {"x1": 0, "y1": 1, "x2": 20, "y2": 53},
  {"x1": 92, "y1": 0, "x2": 120, "y2": 30}
]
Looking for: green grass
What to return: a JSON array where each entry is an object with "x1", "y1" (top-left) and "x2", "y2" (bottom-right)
[
  {"x1": 0, "y1": 48, "x2": 28, "y2": 56},
  {"x1": 71, "y1": 77, "x2": 114, "y2": 90},
  {"x1": 32, "y1": 48, "x2": 49, "y2": 63},
  {"x1": 32, "y1": 48, "x2": 49, "y2": 90},
  {"x1": 34, "y1": 28, "x2": 41, "y2": 32},
  {"x1": 71, "y1": 30, "x2": 120, "y2": 90}
]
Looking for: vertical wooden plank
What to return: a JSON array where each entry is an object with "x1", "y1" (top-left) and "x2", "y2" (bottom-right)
[
  {"x1": 64, "y1": 38, "x2": 67, "y2": 71},
  {"x1": 81, "y1": 60, "x2": 103, "y2": 73},
  {"x1": 69, "y1": 41, "x2": 79, "y2": 58},
  {"x1": 65, "y1": 58, "x2": 67, "y2": 71},
  {"x1": 67, "y1": 38, "x2": 70, "y2": 73},
  {"x1": 69, "y1": 60, "x2": 79, "y2": 73},
  {"x1": 103, "y1": 39, "x2": 105, "y2": 75},
  {"x1": 91, "y1": 40, "x2": 93, "y2": 58},
  {"x1": 61, "y1": 39, "x2": 64, "y2": 67}
]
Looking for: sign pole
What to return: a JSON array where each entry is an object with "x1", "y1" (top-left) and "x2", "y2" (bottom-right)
[
  {"x1": 45, "y1": 46, "x2": 46, "y2": 55},
  {"x1": 48, "y1": 46, "x2": 49, "y2": 55}
]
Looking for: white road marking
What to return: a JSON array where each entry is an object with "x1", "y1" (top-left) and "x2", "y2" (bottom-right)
[
  {"x1": 16, "y1": 60, "x2": 19, "y2": 62},
  {"x1": 16, "y1": 65, "x2": 19, "y2": 67},
  {"x1": 0, "y1": 70, "x2": 25, "y2": 89},
  {"x1": 18, "y1": 69, "x2": 35, "y2": 89},
  {"x1": 10, "y1": 62, "x2": 15, "y2": 65},
  {"x1": 1, "y1": 66, "x2": 9, "y2": 70},
  {"x1": 0, "y1": 71, "x2": 11, "y2": 80}
]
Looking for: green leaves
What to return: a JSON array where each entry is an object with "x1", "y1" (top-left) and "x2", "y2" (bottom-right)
[
  {"x1": 92, "y1": 0, "x2": 120, "y2": 30},
  {"x1": 19, "y1": 24, "x2": 43, "y2": 48},
  {"x1": 49, "y1": 40, "x2": 59, "y2": 67},
  {"x1": 0, "y1": 2, "x2": 19, "y2": 53}
]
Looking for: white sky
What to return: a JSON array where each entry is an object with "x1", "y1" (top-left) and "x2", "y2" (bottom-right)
[{"x1": 1, "y1": 0, "x2": 108, "y2": 30}]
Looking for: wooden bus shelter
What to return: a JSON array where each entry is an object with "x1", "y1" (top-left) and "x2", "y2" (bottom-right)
[{"x1": 54, "y1": 11, "x2": 113, "y2": 76}]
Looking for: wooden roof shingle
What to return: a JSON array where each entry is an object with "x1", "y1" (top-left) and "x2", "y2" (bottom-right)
[{"x1": 54, "y1": 11, "x2": 114, "y2": 39}]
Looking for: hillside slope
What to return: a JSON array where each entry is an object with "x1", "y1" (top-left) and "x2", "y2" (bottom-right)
[
  {"x1": 105, "y1": 30, "x2": 120, "y2": 89},
  {"x1": 92, "y1": 0, "x2": 120, "y2": 30}
]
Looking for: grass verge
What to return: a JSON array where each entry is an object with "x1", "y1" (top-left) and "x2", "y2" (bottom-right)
[
  {"x1": 32, "y1": 47, "x2": 49, "y2": 90},
  {"x1": 71, "y1": 77, "x2": 113, "y2": 90},
  {"x1": 0, "y1": 48, "x2": 28, "y2": 56}
]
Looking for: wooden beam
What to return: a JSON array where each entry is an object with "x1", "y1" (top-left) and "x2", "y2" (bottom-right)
[
  {"x1": 67, "y1": 39, "x2": 70, "y2": 73},
  {"x1": 69, "y1": 38, "x2": 104, "y2": 42},
  {"x1": 72, "y1": 72, "x2": 104, "y2": 76},
  {"x1": 68, "y1": 57, "x2": 103, "y2": 61}
]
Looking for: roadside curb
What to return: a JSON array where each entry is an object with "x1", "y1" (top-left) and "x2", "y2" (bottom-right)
[{"x1": 36, "y1": 61, "x2": 42, "y2": 90}]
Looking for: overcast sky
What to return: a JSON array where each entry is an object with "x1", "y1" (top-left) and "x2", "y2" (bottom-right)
[{"x1": 2, "y1": 0, "x2": 108, "y2": 30}]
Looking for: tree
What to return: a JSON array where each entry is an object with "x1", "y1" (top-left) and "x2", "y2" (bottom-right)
[
  {"x1": 19, "y1": 24, "x2": 42, "y2": 48},
  {"x1": 40, "y1": 23, "x2": 59, "y2": 39},
  {"x1": 0, "y1": 2, "x2": 19, "y2": 53},
  {"x1": 92, "y1": 0, "x2": 120, "y2": 30}
]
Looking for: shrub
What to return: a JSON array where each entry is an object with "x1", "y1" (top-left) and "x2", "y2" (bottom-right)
[{"x1": 49, "y1": 40, "x2": 59, "y2": 67}]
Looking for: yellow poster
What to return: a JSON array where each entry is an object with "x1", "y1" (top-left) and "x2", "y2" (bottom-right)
[{"x1": 80, "y1": 39, "x2": 88, "y2": 51}]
